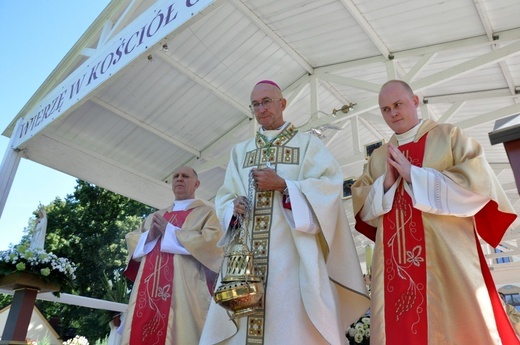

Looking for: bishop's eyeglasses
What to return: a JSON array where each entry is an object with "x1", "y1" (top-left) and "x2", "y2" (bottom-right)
[{"x1": 249, "y1": 98, "x2": 282, "y2": 112}]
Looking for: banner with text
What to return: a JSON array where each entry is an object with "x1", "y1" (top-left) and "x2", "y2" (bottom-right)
[{"x1": 12, "y1": 0, "x2": 215, "y2": 148}]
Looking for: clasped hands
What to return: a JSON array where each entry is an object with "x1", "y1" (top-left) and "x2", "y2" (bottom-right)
[
  {"x1": 233, "y1": 167, "x2": 286, "y2": 216},
  {"x1": 384, "y1": 143, "x2": 412, "y2": 192},
  {"x1": 146, "y1": 213, "x2": 168, "y2": 243}
]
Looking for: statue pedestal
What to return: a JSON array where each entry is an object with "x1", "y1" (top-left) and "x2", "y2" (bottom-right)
[{"x1": 0, "y1": 272, "x2": 59, "y2": 345}]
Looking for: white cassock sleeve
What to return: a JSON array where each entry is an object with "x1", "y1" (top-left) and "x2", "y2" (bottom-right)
[
  {"x1": 160, "y1": 223, "x2": 190, "y2": 255},
  {"x1": 281, "y1": 180, "x2": 319, "y2": 234},
  {"x1": 405, "y1": 166, "x2": 489, "y2": 216},
  {"x1": 132, "y1": 223, "x2": 189, "y2": 259},
  {"x1": 359, "y1": 174, "x2": 398, "y2": 222},
  {"x1": 360, "y1": 166, "x2": 489, "y2": 222}
]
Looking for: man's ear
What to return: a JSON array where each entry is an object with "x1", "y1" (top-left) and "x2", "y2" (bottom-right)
[
  {"x1": 281, "y1": 98, "x2": 287, "y2": 111},
  {"x1": 413, "y1": 94, "x2": 420, "y2": 107}
]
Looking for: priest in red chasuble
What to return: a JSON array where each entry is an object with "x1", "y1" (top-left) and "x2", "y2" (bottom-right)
[
  {"x1": 121, "y1": 166, "x2": 223, "y2": 345},
  {"x1": 352, "y1": 80, "x2": 519, "y2": 345}
]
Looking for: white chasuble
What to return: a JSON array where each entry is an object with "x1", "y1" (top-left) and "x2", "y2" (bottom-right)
[{"x1": 200, "y1": 123, "x2": 369, "y2": 345}]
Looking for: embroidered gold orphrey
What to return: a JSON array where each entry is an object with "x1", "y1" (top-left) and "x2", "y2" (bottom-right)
[{"x1": 242, "y1": 124, "x2": 299, "y2": 344}]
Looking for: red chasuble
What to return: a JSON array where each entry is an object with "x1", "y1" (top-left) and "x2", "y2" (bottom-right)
[
  {"x1": 354, "y1": 125, "x2": 520, "y2": 344},
  {"x1": 129, "y1": 210, "x2": 192, "y2": 345},
  {"x1": 379, "y1": 135, "x2": 518, "y2": 344},
  {"x1": 383, "y1": 135, "x2": 428, "y2": 344}
]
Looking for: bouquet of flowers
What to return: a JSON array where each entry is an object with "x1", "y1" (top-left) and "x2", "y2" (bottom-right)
[
  {"x1": 63, "y1": 335, "x2": 89, "y2": 345},
  {"x1": 345, "y1": 315, "x2": 370, "y2": 344},
  {"x1": 0, "y1": 245, "x2": 76, "y2": 293}
]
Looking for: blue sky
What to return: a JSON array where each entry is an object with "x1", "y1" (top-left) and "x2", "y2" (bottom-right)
[{"x1": 0, "y1": 1, "x2": 110, "y2": 250}]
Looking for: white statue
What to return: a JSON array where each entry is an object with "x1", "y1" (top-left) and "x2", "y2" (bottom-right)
[{"x1": 29, "y1": 207, "x2": 47, "y2": 250}]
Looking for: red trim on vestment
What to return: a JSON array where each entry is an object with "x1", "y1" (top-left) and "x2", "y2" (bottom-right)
[
  {"x1": 476, "y1": 233, "x2": 520, "y2": 344},
  {"x1": 355, "y1": 213, "x2": 377, "y2": 242},
  {"x1": 282, "y1": 194, "x2": 292, "y2": 209},
  {"x1": 474, "y1": 200, "x2": 516, "y2": 248},
  {"x1": 382, "y1": 136, "x2": 428, "y2": 345},
  {"x1": 129, "y1": 210, "x2": 192, "y2": 345},
  {"x1": 124, "y1": 259, "x2": 140, "y2": 282},
  {"x1": 129, "y1": 242, "x2": 174, "y2": 345}
]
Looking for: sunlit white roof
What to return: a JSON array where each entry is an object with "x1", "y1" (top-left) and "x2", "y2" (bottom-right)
[{"x1": 3, "y1": 0, "x2": 520, "y2": 280}]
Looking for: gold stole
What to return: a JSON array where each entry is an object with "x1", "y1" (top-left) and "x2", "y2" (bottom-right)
[{"x1": 242, "y1": 124, "x2": 298, "y2": 344}]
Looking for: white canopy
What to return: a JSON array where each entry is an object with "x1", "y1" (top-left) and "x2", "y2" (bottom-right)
[{"x1": 2, "y1": 0, "x2": 520, "y2": 279}]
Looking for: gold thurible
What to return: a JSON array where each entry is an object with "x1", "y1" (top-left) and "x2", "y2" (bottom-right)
[{"x1": 213, "y1": 170, "x2": 265, "y2": 319}]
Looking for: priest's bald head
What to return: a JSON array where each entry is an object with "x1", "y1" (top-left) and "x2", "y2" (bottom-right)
[
  {"x1": 250, "y1": 80, "x2": 287, "y2": 130},
  {"x1": 172, "y1": 166, "x2": 200, "y2": 200}
]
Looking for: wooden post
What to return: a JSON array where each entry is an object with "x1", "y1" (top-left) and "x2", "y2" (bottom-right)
[
  {"x1": 0, "y1": 288, "x2": 39, "y2": 345},
  {"x1": 0, "y1": 272, "x2": 59, "y2": 344}
]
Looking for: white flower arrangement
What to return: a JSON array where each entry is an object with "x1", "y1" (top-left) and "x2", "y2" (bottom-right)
[
  {"x1": 63, "y1": 335, "x2": 89, "y2": 345},
  {"x1": 0, "y1": 245, "x2": 76, "y2": 292},
  {"x1": 346, "y1": 315, "x2": 370, "y2": 344}
]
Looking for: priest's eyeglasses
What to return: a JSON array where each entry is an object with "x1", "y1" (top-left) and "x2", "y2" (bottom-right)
[{"x1": 249, "y1": 98, "x2": 282, "y2": 112}]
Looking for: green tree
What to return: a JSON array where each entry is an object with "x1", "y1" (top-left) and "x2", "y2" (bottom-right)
[
  {"x1": 25, "y1": 180, "x2": 156, "y2": 341},
  {"x1": 0, "y1": 294, "x2": 12, "y2": 310}
]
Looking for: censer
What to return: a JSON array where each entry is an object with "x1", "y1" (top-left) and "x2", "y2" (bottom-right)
[
  {"x1": 213, "y1": 171, "x2": 264, "y2": 319},
  {"x1": 213, "y1": 230, "x2": 264, "y2": 319}
]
